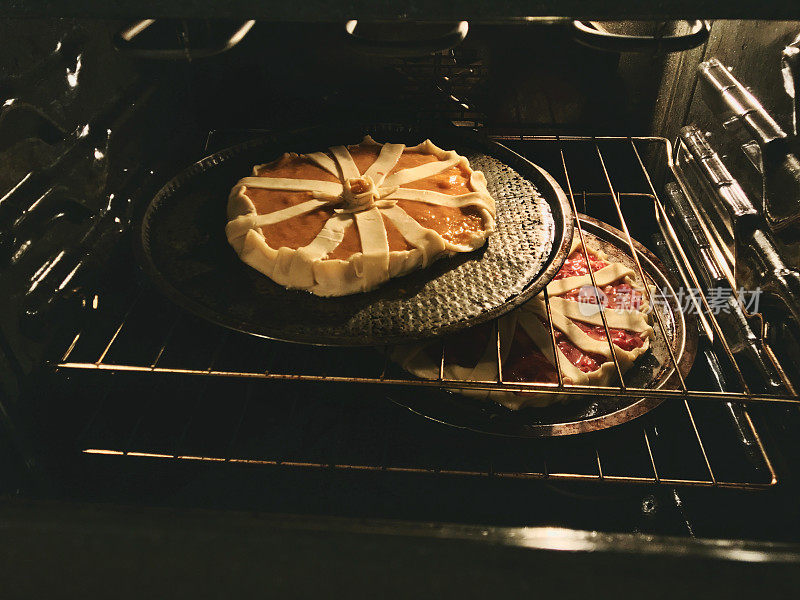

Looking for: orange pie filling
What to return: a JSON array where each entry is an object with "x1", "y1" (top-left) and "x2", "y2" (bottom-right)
[{"x1": 243, "y1": 145, "x2": 487, "y2": 258}]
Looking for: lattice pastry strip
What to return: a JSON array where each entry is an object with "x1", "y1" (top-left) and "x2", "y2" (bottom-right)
[{"x1": 226, "y1": 136, "x2": 496, "y2": 296}]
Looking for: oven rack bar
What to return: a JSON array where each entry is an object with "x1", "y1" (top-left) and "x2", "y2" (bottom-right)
[
  {"x1": 77, "y1": 447, "x2": 777, "y2": 490},
  {"x1": 54, "y1": 360, "x2": 799, "y2": 404}
]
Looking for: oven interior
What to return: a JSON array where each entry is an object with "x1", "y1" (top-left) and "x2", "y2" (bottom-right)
[{"x1": 2, "y1": 17, "x2": 800, "y2": 546}]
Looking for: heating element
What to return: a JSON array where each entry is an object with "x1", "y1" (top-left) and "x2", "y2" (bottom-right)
[{"x1": 46, "y1": 132, "x2": 797, "y2": 491}]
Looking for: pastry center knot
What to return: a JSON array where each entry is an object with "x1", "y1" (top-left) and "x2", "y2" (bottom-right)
[{"x1": 339, "y1": 175, "x2": 381, "y2": 212}]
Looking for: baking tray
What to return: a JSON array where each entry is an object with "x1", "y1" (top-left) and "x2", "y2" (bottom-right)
[
  {"x1": 134, "y1": 123, "x2": 573, "y2": 346},
  {"x1": 389, "y1": 214, "x2": 699, "y2": 437}
]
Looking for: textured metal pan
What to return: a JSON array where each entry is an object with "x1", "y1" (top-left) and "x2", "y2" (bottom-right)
[
  {"x1": 389, "y1": 214, "x2": 699, "y2": 437},
  {"x1": 134, "y1": 124, "x2": 573, "y2": 346}
]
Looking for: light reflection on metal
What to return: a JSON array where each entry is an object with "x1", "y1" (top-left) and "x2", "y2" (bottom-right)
[
  {"x1": 66, "y1": 54, "x2": 82, "y2": 88},
  {"x1": 521, "y1": 16, "x2": 569, "y2": 24},
  {"x1": 58, "y1": 263, "x2": 81, "y2": 291},
  {"x1": 21, "y1": 190, "x2": 49, "y2": 217},
  {"x1": 11, "y1": 240, "x2": 31, "y2": 264},
  {"x1": 119, "y1": 19, "x2": 156, "y2": 42},
  {"x1": 61, "y1": 332, "x2": 82, "y2": 362},
  {"x1": 29, "y1": 250, "x2": 65, "y2": 292},
  {"x1": 1, "y1": 172, "x2": 32, "y2": 206},
  {"x1": 229, "y1": 20, "x2": 256, "y2": 47}
]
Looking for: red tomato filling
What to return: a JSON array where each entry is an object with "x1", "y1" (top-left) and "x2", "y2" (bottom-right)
[
  {"x1": 435, "y1": 248, "x2": 646, "y2": 384},
  {"x1": 554, "y1": 250, "x2": 609, "y2": 279}
]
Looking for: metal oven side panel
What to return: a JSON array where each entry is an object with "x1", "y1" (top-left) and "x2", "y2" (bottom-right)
[{"x1": 654, "y1": 21, "x2": 800, "y2": 176}]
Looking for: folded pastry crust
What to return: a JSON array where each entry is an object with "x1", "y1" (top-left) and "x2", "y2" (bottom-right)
[
  {"x1": 225, "y1": 136, "x2": 496, "y2": 297},
  {"x1": 392, "y1": 237, "x2": 655, "y2": 410}
]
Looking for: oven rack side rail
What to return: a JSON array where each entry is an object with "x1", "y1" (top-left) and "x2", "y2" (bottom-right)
[
  {"x1": 54, "y1": 136, "x2": 799, "y2": 408},
  {"x1": 77, "y1": 447, "x2": 778, "y2": 491}
]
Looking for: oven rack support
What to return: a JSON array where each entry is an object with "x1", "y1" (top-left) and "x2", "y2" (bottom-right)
[
  {"x1": 56, "y1": 137, "x2": 798, "y2": 407},
  {"x1": 51, "y1": 135, "x2": 793, "y2": 491}
]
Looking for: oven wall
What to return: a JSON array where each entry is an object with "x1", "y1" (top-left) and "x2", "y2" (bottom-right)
[
  {"x1": 653, "y1": 20, "x2": 800, "y2": 142},
  {"x1": 0, "y1": 19, "x2": 202, "y2": 486}
]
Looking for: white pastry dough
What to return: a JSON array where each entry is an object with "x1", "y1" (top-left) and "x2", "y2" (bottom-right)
[
  {"x1": 226, "y1": 136, "x2": 496, "y2": 296},
  {"x1": 391, "y1": 236, "x2": 655, "y2": 410}
]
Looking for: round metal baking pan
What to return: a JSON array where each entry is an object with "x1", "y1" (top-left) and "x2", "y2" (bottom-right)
[
  {"x1": 389, "y1": 214, "x2": 699, "y2": 437},
  {"x1": 135, "y1": 123, "x2": 573, "y2": 346}
]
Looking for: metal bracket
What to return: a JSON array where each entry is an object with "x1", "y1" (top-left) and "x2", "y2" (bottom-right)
[
  {"x1": 699, "y1": 58, "x2": 800, "y2": 232},
  {"x1": 677, "y1": 125, "x2": 800, "y2": 330}
]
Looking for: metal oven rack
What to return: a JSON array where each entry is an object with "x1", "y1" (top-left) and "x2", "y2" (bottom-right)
[
  {"x1": 393, "y1": 48, "x2": 487, "y2": 128},
  {"x1": 51, "y1": 135, "x2": 799, "y2": 491}
]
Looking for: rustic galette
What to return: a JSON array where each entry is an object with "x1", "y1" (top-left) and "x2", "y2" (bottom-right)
[{"x1": 225, "y1": 136, "x2": 496, "y2": 296}]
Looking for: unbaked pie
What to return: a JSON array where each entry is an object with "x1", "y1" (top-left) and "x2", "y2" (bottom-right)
[
  {"x1": 392, "y1": 235, "x2": 655, "y2": 409},
  {"x1": 225, "y1": 136, "x2": 496, "y2": 296}
]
